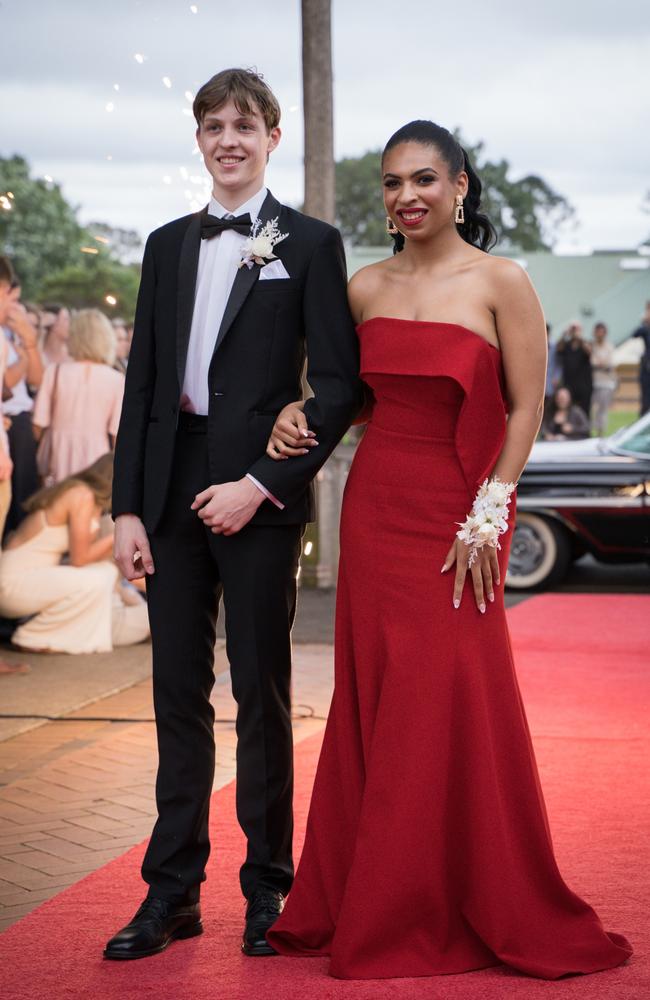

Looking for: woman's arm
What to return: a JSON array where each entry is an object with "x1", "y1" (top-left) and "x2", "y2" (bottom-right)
[
  {"x1": 489, "y1": 260, "x2": 547, "y2": 483},
  {"x1": 442, "y1": 259, "x2": 547, "y2": 613},
  {"x1": 66, "y1": 487, "x2": 115, "y2": 566},
  {"x1": 266, "y1": 401, "x2": 316, "y2": 460}
]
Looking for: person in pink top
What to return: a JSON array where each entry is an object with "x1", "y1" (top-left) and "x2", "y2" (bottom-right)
[{"x1": 32, "y1": 309, "x2": 125, "y2": 483}]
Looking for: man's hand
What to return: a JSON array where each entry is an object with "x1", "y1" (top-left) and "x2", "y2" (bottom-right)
[
  {"x1": 0, "y1": 449, "x2": 13, "y2": 481},
  {"x1": 113, "y1": 514, "x2": 155, "y2": 580},
  {"x1": 191, "y1": 478, "x2": 264, "y2": 535},
  {"x1": 6, "y1": 301, "x2": 38, "y2": 349}
]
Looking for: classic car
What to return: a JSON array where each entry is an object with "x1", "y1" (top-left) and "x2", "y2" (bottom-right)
[{"x1": 506, "y1": 412, "x2": 650, "y2": 590}]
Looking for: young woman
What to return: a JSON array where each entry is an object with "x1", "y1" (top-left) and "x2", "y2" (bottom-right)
[
  {"x1": 32, "y1": 309, "x2": 125, "y2": 483},
  {"x1": 542, "y1": 385, "x2": 590, "y2": 441},
  {"x1": 0, "y1": 454, "x2": 148, "y2": 654},
  {"x1": 264, "y1": 121, "x2": 632, "y2": 980}
]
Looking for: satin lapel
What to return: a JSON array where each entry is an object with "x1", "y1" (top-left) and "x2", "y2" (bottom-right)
[
  {"x1": 175, "y1": 207, "x2": 206, "y2": 390},
  {"x1": 211, "y1": 191, "x2": 283, "y2": 357}
]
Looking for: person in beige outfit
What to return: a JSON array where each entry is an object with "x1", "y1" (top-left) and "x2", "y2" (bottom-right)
[{"x1": 0, "y1": 454, "x2": 149, "y2": 654}]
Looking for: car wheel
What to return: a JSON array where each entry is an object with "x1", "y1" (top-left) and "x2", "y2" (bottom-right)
[{"x1": 506, "y1": 513, "x2": 571, "y2": 590}]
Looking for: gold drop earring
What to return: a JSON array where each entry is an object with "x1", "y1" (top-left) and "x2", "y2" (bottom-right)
[
  {"x1": 455, "y1": 195, "x2": 465, "y2": 225},
  {"x1": 386, "y1": 215, "x2": 399, "y2": 235}
]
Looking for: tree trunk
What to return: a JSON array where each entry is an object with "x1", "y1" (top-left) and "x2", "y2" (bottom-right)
[{"x1": 301, "y1": 0, "x2": 335, "y2": 224}]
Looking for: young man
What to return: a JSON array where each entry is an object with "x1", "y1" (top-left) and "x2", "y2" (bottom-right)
[{"x1": 105, "y1": 69, "x2": 360, "y2": 960}]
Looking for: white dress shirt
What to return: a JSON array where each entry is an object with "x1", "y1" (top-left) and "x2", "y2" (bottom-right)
[
  {"x1": 181, "y1": 187, "x2": 267, "y2": 416},
  {"x1": 3, "y1": 329, "x2": 34, "y2": 417},
  {"x1": 180, "y1": 187, "x2": 284, "y2": 509}
]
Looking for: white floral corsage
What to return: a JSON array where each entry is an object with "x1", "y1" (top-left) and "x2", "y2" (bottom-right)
[
  {"x1": 238, "y1": 217, "x2": 289, "y2": 269},
  {"x1": 456, "y1": 476, "x2": 517, "y2": 566}
]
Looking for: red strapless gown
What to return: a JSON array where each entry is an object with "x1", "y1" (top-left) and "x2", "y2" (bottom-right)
[{"x1": 267, "y1": 318, "x2": 632, "y2": 980}]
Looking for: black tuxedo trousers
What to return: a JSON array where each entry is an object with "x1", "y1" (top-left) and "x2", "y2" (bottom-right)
[
  {"x1": 142, "y1": 416, "x2": 301, "y2": 902},
  {"x1": 113, "y1": 194, "x2": 361, "y2": 904}
]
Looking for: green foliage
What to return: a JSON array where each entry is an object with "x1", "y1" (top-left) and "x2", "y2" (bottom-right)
[
  {"x1": 38, "y1": 254, "x2": 140, "y2": 318},
  {"x1": 335, "y1": 150, "x2": 388, "y2": 247},
  {"x1": 462, "y1": 138, "x2": 574, "y2": 251},
  {"x1": 85, "y1": 221, "x2": 143, "y2": 265},
  {"x1": 0, "y1": 155, "x2": 86, "y2": 298},
  {"x1": 335, "y1": 140, "x2": 574, "y2": 252},
  {"x1": 0, "y1": 155, "x2": 142, "y2": 317}
]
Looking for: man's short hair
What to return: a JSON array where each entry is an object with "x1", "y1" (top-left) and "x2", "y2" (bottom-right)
[
  {"x1": 193, "y1": 67, "x2": 281, "y2": 132},
  {"x1": 0, "y1": 255, "x2": 15, "y2": 288}
]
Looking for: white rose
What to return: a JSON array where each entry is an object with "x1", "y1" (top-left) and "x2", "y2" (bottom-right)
[
  {"x1": 477, "y1": 522, "x2": 498, "y2": 544},
  {"x1": 489, "y1": 483, "x2": 509, "y2": 505},
  {"x1": 251, "y1": 235, "x2": 274, "y2": 258}
]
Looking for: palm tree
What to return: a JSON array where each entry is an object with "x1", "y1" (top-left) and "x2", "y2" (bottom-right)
[{"x1": 301, "y1": 0, "x2": 334, "y2": 224}]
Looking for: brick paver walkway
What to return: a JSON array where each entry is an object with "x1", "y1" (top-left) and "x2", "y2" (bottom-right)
[{"x1": 0, "y1": 642, "x2": 334, "y2": 932}]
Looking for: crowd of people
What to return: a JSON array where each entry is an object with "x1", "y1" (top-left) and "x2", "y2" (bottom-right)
[
  {"x1": 0, "y1": 253, "x2": 149, "y2": 674},
  {"x1": 0, "y1": 247, "x2": 648, "y2": 674},
  {"x1": 543, "y1": 319, "x2": 620, "y2": 441}
]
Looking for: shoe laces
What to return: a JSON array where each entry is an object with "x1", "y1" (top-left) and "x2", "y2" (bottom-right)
[{"x1": 246, "y1": 889, "x2": 284, "y2": 921}]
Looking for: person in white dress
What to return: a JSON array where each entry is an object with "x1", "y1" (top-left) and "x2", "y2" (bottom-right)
[{"x1": 0, "y1": 454, "x2": 149, "y2": 654}]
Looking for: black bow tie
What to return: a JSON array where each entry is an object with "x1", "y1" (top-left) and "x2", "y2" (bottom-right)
[{"x1": 200, "y1": 213, "x2": 252, "y2": 240}]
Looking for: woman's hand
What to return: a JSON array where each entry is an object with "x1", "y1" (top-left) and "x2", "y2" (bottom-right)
[
  {"x1": 441, "y1": 537, "x2": 500, "y2": 614},
  {"x1": 267, "y1": 401, "x2": 319, "y2": 461}
]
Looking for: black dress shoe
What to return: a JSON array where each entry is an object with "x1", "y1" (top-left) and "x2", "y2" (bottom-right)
[
  {"x1": 241, "y1": 888, "x2": 284, "y2": 956},
  {"x1": 103, "y1": 897, "x2": 203, "y2": 960}
]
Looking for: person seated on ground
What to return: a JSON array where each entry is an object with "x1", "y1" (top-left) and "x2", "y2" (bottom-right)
[
  {"x1": 541, "y1": 385, "x2": 590, "y2": 441},
  {"x1": 0, "y1": 453, "x2": 149, "y2": 655},
  {"x1": 32, "y1": 308, "x2": 125, "y2": 484}
]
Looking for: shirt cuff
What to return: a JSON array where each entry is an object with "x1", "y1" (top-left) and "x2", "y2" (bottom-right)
[{"x1": 246, "y1": 473, "x2": 285, "y2": 510}]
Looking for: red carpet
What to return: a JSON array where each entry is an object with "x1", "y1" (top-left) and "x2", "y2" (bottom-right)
[{"x1": 0, "y1": 594, "x2": 647, "y2": 999}]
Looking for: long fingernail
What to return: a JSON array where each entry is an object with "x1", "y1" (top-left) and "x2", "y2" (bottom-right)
[
  {"x1": 453, "y1": 599, "x2": 460, "y2": 609},
  {"x1": 479, "y1": 603, "x2": 486, "y2": 614},
  {"x1": 301, "y1": 430, "x2": 309, "y2": 438},
  {"x1": 440, "y1": 565, "x2": 447, "y2": 573},
  {"x1": 488, "y1": 592, "x2": 494, "y2": 603}
]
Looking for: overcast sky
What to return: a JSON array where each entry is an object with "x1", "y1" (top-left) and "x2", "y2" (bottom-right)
[{"x1": 1, "y1": 0, "x2": 649, "y2": 252}]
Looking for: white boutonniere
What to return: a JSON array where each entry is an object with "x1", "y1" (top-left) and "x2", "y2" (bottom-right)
[{"x1": 239, "y1": 217, "x2": 289, "y2": 269}]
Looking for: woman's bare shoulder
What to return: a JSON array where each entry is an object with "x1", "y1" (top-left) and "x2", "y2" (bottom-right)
[
  {"x1": 348, "y1": 259, "x2": 395, "y2": 321},
  {"x1": 480, "y1": 253, "x2": 532, "y2": 288},
  {"x1": 60, "y1": 482, "x2": 95, "y2": 510}
]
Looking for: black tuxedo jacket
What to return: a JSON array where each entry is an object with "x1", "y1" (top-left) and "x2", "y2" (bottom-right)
[{"x1": 112, "y1": 191, "x2": 361, "y2": 532}]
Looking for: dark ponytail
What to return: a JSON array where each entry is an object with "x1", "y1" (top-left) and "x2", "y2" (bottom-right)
[{"x1": 382, "y1": 120, "x2": 497, "y2": 254}]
